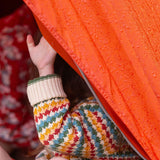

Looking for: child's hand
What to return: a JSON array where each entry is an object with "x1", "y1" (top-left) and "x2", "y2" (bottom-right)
[{"x1": 26, "y1": 35, "x2": 57, "y2": 76}]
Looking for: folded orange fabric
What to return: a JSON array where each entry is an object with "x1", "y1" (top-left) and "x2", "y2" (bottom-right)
[{"x1": 24, "y1": 0, "x2": 160, "y2": 159}]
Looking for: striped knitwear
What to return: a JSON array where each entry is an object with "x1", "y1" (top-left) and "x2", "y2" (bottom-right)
[{"x1": 27, "y1": 74, "x2": 140, "y2": 160}]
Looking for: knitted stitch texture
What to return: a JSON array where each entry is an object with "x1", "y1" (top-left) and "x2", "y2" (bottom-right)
[{"x1": 27, "y1": 75, "x2": 140, "y2": 160}]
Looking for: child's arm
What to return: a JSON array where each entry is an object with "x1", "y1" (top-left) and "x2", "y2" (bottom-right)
[
  {"x1": 26, "y1": 35, "x2": 87, "y2": 157},
  {"x1": 26, "y1": 35, "x2": 139, "y2": 160}
]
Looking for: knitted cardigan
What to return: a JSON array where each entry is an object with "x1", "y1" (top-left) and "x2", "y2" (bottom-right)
[{"x1": 27, "y1": 74, "x2": 140, "y2": 160}]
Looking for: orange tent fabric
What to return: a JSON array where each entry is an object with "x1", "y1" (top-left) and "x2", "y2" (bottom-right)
[{"x1": 23, "y1": 0, "x2": 160, "y2": 159}]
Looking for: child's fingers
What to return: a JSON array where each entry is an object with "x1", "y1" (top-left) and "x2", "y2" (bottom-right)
[
  {"x1": 40, "y1": 36, "x2": 57, "y2": 54},
  {"x1": 26, "y1": 34, "x2": 35, "y2": 50},
  {"x1": 39, "y1": 36, "x2": 49, "y2": 47}
]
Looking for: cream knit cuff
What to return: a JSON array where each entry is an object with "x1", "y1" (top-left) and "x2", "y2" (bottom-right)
[{"x1": 27, "y1": 74, "x2": 67, "y2": 106}]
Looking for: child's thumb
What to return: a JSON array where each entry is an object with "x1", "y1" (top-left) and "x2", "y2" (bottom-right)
[{"x1": 26, "y1": 34, "x2": 35, "y2": 50}]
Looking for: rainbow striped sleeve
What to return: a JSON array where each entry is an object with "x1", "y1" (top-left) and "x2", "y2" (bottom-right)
[{"x1": 27, "y1": 75, "x2": 140, "y2": 160}]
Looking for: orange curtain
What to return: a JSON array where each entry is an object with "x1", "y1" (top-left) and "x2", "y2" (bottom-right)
[{"x1": 23, "y1": 0, "x2": 160, "y2": 159}]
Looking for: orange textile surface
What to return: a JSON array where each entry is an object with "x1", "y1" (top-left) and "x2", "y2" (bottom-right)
[{"x1": 24, "y1": 0, "x2": 160, "y2": 159}]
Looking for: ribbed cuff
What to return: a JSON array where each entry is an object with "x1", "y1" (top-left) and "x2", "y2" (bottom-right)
[{"x1": 27, "y1": 74, "x2": 67, "y2": 106}]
